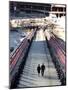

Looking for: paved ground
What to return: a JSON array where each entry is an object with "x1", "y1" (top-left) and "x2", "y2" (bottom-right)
[{"x1": 17, "y1": 29, "x2": 61, "y2": 88}]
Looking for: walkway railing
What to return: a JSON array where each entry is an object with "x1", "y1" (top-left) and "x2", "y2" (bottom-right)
[
  {"x1": 45, "y1": 34, "x2": 66, "y2": 85},
  {"x1": 10, "y1": 29, "x2": 36, "y2": 88}
]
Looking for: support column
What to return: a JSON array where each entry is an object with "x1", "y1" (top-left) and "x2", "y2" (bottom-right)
[
  {"x1": 13, "y1": 3, "x2": 17, "y2": 17},
  {"x1": 63, "y1": 7, "x2": 65, "y2": 16},
  {"x1": 57, "y1": 7, "x2": 59, "y2": 18},
  {"x1": 31, "y1": 4, "x2": 32, "y2": 14}
]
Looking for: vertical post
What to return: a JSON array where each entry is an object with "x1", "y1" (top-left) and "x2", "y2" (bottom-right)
[
  {"x1": 51, "y1": 4, "x2": 52, "y2": 16},
  {"x1": 44, "y1": 6, "x2": 45, "y2": 17},
  {"x1": 63, "y1": 7, "x2": 64, "y2": 16},
  {"x1": 56, "y1": 7, "x2": 59, "y2": 17},
  {"x1": 51, "y1": 4, "x2": 53, "y2": 17},
  {"x1": 51, "y1": 4, "x2": 52, "y2": 12},
  {"x1": 14, "y1": 5, "x2": 16, "y2": 17},
  {"x1": 31, "y1": 4, "x2": 32, "y2": 14}
]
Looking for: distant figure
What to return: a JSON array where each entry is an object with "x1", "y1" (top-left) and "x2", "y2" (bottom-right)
[
  {"x1": 37, "y1": 64, "x2": 41, "y2": 76},
  {"x1": 41, "y1": 64, "x2": 45, "y2": 76},
  {"x1": 10, "y1": 47, "x2": 14, "y2": 52}
]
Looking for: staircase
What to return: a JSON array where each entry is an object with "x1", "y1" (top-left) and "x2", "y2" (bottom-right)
[{"x1": 17, "y1": 29, "x2": 61, "y2": 88}]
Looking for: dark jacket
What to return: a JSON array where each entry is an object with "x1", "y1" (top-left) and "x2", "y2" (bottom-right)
[
  {"x1": 37, "y1": 66, "x2": 41, "y2": 73},
  {"x1": 41, "y1": 64, "x2": 45, "y2": 71}
]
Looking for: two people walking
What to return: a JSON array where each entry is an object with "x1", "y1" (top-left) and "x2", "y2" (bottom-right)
[{"x1": 37, "y1": 64, "x2": 45, "y2": 76}]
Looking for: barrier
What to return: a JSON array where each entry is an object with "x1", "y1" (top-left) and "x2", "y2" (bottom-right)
[
  {"x1": 10, "y1": 29, "x2": 36, "y2": 88},
  {"x1": 50, "y1": 37, "x2": 65, "y2": 65},
  {"x1": 52, "y1": 33, "x2": 65, "y2": 55},
  {"x1": 46, "y1": 35, "x2": 66, "y2": 85},
  {"x1": 10, "y1": 38, "x2": 28, "y2": 73}
]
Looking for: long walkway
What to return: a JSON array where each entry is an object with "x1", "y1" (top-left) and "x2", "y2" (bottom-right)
[{"x1": 17, "y1": 29, "x2": 61, "y2": 88}]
